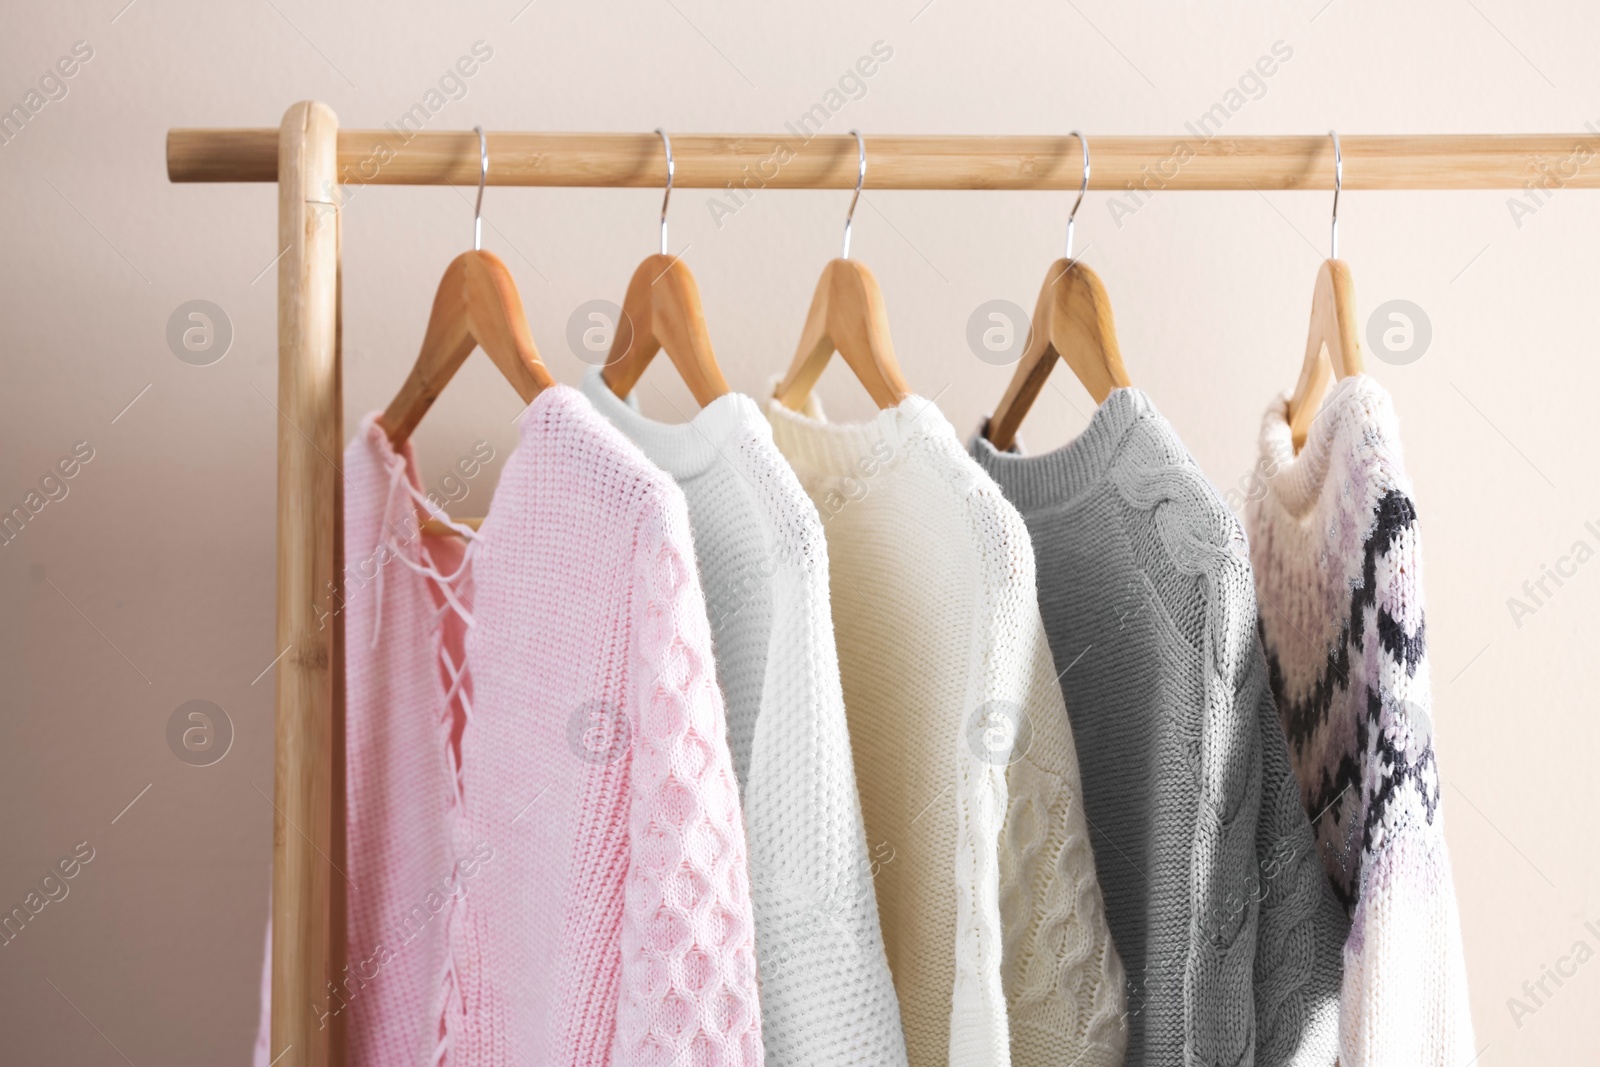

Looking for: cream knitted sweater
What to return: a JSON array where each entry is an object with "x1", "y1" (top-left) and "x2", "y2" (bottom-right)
[
  {"x1": 582, "y1": 369, "x2": 908, "y2": 1065},
  {"x1": 1246, "y1": 376, "x2": 1475, "y2": 1065},
  {"x1": 767, "y1": 394, "x2": 1126, "y2": 1067}
]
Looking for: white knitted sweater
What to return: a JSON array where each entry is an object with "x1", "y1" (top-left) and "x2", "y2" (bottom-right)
[
  {"x1": 767, "y1": 394, "x2": 1126, "y2": 1067},
  {"x1": 582, "y1": 369, "x2": 908, "y2": 1065},
  {"x1": 1246, "y1": 375, "x2": 1475, "y2": 1065}
]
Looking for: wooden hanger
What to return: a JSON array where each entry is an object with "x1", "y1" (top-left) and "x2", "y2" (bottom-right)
[
  {"x1": 986, "y1": 133, "x2": 1131, "y2": 451},
  {"x1": 381, "y1": 128, "x2": 552, "y2": 446},
  {"x1": 380, "y1": 249, "x2": 553, "y2": 446},
  {"x1": 1286, "y1": 132, "x2": 1364, "y2": 451},
  {"x1": 378, "y1": 129, "x2": 552, "y2": 537},
  {"x1": 600, "y1": 132, "x2": 728, "y2": 405},
  {"x1": 773, "y1": 131, "x2": 912, "y2": 411}
]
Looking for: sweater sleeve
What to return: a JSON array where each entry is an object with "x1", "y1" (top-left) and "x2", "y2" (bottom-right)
[
  {"x1": 1341, "y1": 488, "x2": 1476, "y2": 1065},
  {"x1": 1248, "y1": 654, "x2": 1347, "y2": 1067},
  {"x1": 614, "y1": 486, "x2": 765, "y2": 1064},
  {"x1": 998, "y1": 607, "x2": 1129, "y2": 1067},
  {"x1": 941, "y1": 504, "x2": 1017, "y2": 1066},
  {"x1": 741, "y1": 511, "x2": 911, "y2": 1064}
]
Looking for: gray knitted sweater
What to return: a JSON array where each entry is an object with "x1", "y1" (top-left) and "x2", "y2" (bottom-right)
[{"x1": 970, "y1": 388, "x2": 1346, "y2": 1067}]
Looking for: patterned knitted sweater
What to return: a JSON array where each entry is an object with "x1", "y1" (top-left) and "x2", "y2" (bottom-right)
[
  {"x1": 768, "y1": 394, "x2": 1126, "y2": 1067},
  {"x1": 1245, "y1": 376, "x2": 1475, "y2": 1065},
  {"x1": 254, "y1": 387, "x2": 763, "y2": 1065},
  {"x1": 582, "y1": 369, "x2": 908, "y2": 1065},
  {"x1": 971, "y1": 388, "x2": 1347, "y2": 1067}
]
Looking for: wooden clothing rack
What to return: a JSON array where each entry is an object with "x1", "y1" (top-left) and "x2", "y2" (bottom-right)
[{"x1": 167, "y1": 101, "x2": 1597, "y2": 1066}]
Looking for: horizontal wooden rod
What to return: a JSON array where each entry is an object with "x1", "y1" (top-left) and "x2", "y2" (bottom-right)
[{"x1": 167, "y1": 129, "x2": 1600, "y2": 190}]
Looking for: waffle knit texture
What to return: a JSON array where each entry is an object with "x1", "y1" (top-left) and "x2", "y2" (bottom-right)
[
  {"x1": 254, "y1": 385, "x2": 764, "y2": 1065},
  {"x1": 582, "y1": 369, "x2": 908, "y2": 1066},
  {"x1": 767, "y1": 393, "x2": 1126, "y2": 1067},
  {"x1": 1245, "y1": 376, "x2": 1474, "y2": 1066},
  {"x1": 970, "y1": 388, "x2": 1348, "y2": 1067}
]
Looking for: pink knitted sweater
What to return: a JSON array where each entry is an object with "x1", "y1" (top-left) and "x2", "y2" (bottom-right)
[{"x1": 255, "y1": 385, "x2": 763, "y2": 1065}]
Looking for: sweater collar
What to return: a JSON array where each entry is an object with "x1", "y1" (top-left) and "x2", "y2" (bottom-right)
[
  {"x1": 360, "y1": 381, "x2": 586, "y2": 529},
  {"x1": 578, "y1": 366, "x2": 763, "y2": 479},
  {"x1": 1256, "y1": 374, "x2": 1400, "y2": 520},
  {"x1": 763, "y1": 390, "x2": 955, "y2": 476},
  {"x1": 968, "y1": 387, "x2": 1153, "y2": 513}
]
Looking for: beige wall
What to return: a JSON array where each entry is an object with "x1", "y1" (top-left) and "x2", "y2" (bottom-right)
[{"x1": 3, "y1": 1, "x2": 1597, "y2": 1062}]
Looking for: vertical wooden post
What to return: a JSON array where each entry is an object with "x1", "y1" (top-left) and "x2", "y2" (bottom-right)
[{"x1": 271, "y1": 100, "x2": 344, "y2": 1067}]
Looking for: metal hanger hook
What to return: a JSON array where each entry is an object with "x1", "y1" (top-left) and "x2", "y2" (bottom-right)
[
  {"x1": 656, "y1": 128, "x2": 674, "y2": 255},
  {"x1": 842, "y1": 129, "x2": 866, "y2": 259},
  {"x1": 473, "y1": 126, "x2": 488, "y2": 251},
  {"x1": 1065, "y1": 130, "x2": 1089, "y2": 260},
  {"x1": 1329, "y1": 129, "x2": 1341, "y2": 260}
]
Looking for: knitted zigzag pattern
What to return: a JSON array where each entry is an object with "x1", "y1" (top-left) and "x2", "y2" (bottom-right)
[{"x1": 1247, "y1": 375, "x2": 1474, "y2": 1066}]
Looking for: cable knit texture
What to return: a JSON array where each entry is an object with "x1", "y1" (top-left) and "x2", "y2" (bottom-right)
[
  {"x1": 255, "y1": 386, "x2": 763, "y2": 1066},
  {"x1": 971, "y1": 388, "x2": 1346, "y2": 1067},
  {"x1": 582, "y1": 369, "x2": 908, "y2": 1066},
  {"x1": 995, "y1": 608, "x2": 1129, "y2": 1067},
  {"x1": 1245, "y1": 376, "x2": 1474, "y2": 1066},
  {"x1": 768, "y1": 393, "x2": 1123, "y2": 1067},
  {"x1": 462, "y1": 386, "x2": 761, "y2": 1064}
]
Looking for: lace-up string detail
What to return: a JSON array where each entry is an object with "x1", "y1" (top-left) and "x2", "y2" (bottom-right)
[{"x1": 370, "y1": 448, "x2": 481, "y2": 1067}]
